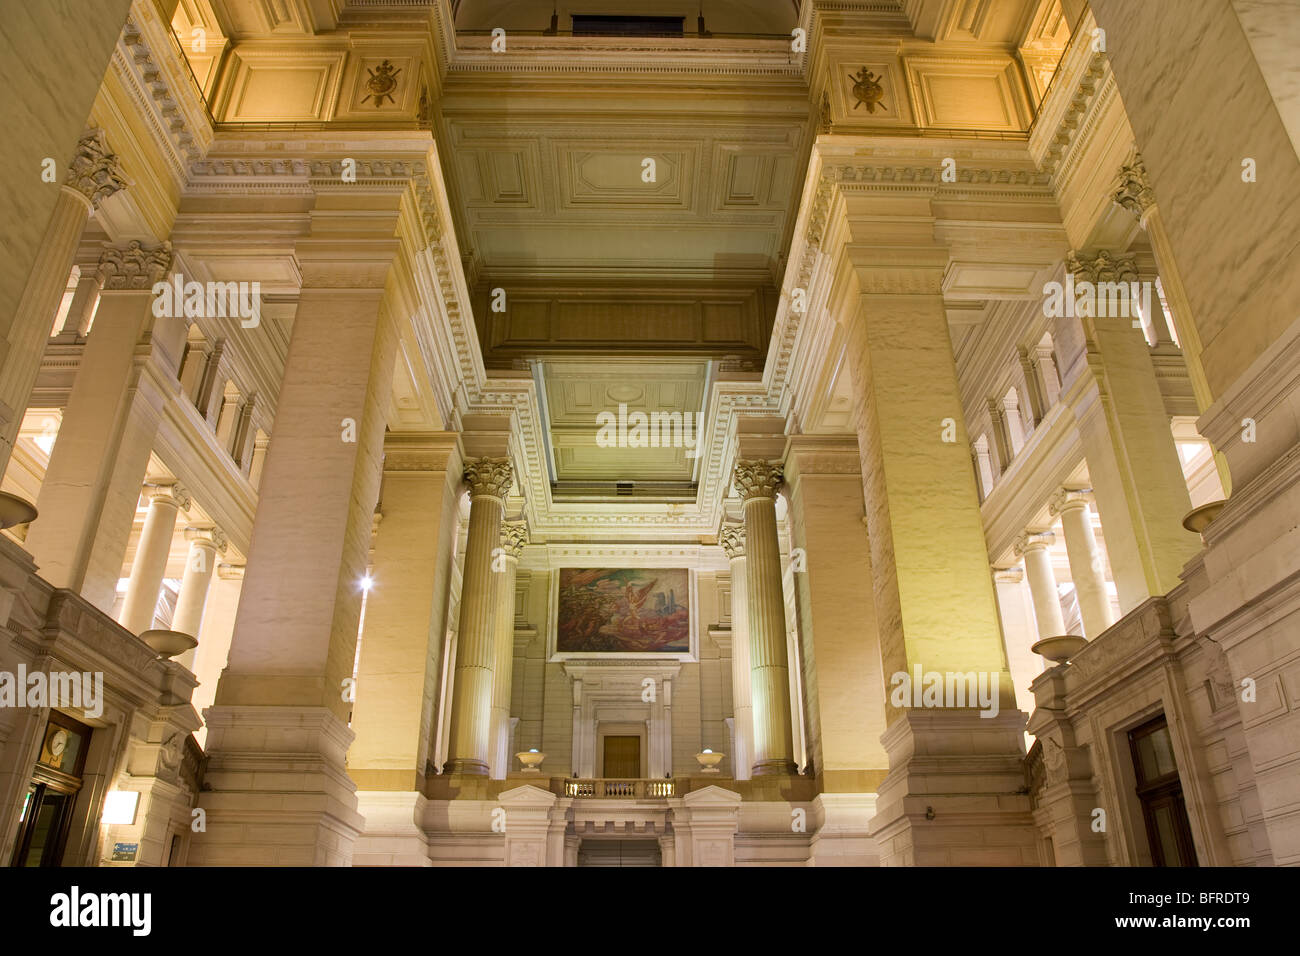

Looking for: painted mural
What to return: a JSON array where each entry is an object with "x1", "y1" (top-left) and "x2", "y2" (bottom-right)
[{"x1": 556, "y1": 568, "x2": 690, "y2": 654}]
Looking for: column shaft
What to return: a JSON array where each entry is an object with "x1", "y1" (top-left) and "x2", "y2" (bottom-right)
[
  {"x1": 23, "y1": 241, "x2": 180, "y2": 612},
  {"x1": 191, "y1": 233, "x2": 402, "y2": 867},
  {"x1": 721, "y1": 526, "x2": 753, "y2": 781},
  {"x1": 488, "y1": 522, "x2": 526, "y2": 779},
  {"x1": 784, "y1": 436, "x2": 889, "y2": 789},
  {"x1": 0, "y1": 190, "x2": 89, "y2": 470},
  {"x1": 173, "y1": 533, "x2": 221, "y2": 640},
  {"x1": 349, "y1": 434, "x2": 462, "y2": 793},
  {"x1": 735, "y1": 461, "x2": 796, "y2": 776},
  {"x1": 119, "y1": 485, "x2": 187, "y2": 634},
  {"x1": 445, "y1": 458, "x2": 512, "y2": 776},
  {"x1": 1017, "y1": 534, "x2": 1067, "y2": 638},
  {"x1": 1054, "y1": 495, "x2": 1115, "y2": 640}
]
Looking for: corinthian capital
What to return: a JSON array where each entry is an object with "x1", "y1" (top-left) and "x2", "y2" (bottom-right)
[
  {"x1": 719, "y1": 523, "x2": 745, "y2": 559},
  {"x1": 500, "y1": 521, "x2": 528, "y2": 558},
  {"x1": 1112, "y1": 151, "x2": 1156, "y2": 222},
  {"x1": 1065, "y1": 249, "x2": 1138, "y2": 285},
  {"x1": 97, "y1": 240, "x2": 173, "y2": 290},
  {"x1": 733, "y1": 460, "x2": 783, "y2": 500},
  {"x1": 65, "y1": 129, "x2": 129, "y2": 208},
  {"x1": 464, "y1": 457, "x2": 513, "y2": 499}
]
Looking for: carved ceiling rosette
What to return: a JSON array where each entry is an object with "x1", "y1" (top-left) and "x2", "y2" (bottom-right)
[
  {"x1": 65, "y1": 128, "x2": 129, "y2": 208},
  {"x1": 732, "y1": 460, "x2": 783, "y2": 500},
  {"x1": 719, "y1": 523, "x2": 746, "y2": 559},
  {"x1": 500, "y1": 521, "x2": 529, "y2": 557},
  {"x1": 464, "y1": 457, "x2": 513, "y2": 499}
]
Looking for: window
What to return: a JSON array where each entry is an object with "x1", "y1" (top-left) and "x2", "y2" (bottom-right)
[
  {"x1": 571, "y1": 15, "x2": 684, "y2": 36},
  {"x1": 1127, "y1": 715, "x2": 1198, "y2": 866}
]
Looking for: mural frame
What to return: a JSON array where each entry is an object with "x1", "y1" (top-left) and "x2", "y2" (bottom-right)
[{"x1": 547, "y1": 566, "x2": 698, "y2": 662}]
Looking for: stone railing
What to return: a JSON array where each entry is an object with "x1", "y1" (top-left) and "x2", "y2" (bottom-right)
[{"x1": 563, "y1": 778, "x2": 676, "y2": 799}]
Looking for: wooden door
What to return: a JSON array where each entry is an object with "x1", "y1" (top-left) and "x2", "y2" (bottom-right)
[{"x1": 602, "y1": 735, "x2": 640, "y2": 778}]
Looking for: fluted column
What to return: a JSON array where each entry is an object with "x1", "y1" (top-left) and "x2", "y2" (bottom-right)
[
  {"x1": 445, "y1": 457, "x2": 513, "y2": 776},
  {"x1": 720, "y1": 524, "x2": 753, "y2": 781},
  {"x1": 0, "y1": 130, "x2": 127, "y2": 474},
  {"x1": 489, "y1": 521, "x2": 527, "y2": 779},
  {"x1": 1050, "y1": 490, "x2": 1115, "y2": 639},
  {"x1": 119, "y1": 482, "x2": 190, "y2": 635},
  {"x1": 734, "y1": 460, "x2": 796, "y2": 776},
  {"x1": 1014, "y1": 531, "x2": 1068, "y2": 639}
]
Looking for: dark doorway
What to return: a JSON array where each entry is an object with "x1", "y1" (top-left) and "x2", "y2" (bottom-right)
[{"x1": 1128, "y1": 714, "x2": 1198, "y2": 866}]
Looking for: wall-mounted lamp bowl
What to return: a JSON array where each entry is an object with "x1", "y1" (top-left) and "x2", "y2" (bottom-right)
[{"x1": 139, "y1": 629, "x2": 198, "y2": 659}]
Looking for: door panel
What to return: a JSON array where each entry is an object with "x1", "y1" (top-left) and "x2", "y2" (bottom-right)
[{"x1": 602, "y1": 735, "x2": 640, "y2": 778}]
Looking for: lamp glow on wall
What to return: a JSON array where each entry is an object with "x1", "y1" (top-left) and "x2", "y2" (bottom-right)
[{"x1": 102, "y1": 790, "x2": 139, "y2": 825}]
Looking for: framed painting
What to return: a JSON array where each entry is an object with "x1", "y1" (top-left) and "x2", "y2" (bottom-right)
[{"x1": 549, "y1": 568, "x2": 696, "y2": 660}]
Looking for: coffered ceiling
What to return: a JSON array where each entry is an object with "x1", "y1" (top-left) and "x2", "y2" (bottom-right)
[
  {"x1": 434, "y1": 67, "x2": 814, "y2": 367},
  {"x1": 536, "y1": 357, "x2": 710, "y2": 489}
]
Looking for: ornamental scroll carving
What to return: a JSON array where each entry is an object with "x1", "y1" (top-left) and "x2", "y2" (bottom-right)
[
  {"x1": 720, "y1": 523, "x2": 746, "y2": 559},
  {"x1": 1112, "y1": 151, "x2": 1156, "y2": 221},
  {"x1": 464, "y1": 457, "x2": 513, "y2": 499},
  {"x1": 500, "y1": 521, "x2": 528, "y2": 558},
  {"x1": 733, "y1": 460, "x2": 783, "y2": 500},
  {"x1": 65, "y1": 128, "x2": 129, "y2": 208},
  {"x1": 97, "y1": 241, "x2": 173, "y2": 290}
]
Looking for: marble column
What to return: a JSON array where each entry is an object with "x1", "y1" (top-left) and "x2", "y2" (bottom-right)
[
  {"x1": 720, "y1": 524, "x2": 753, "y2": 781},
  {"x1": 489, "y1": 521, "x2": 527, "y2": 779},
  {"x1": 1065, "y1": 250, "x2": 1200, "y2": 611},
  {"x1": 0, "y1": 130, "x2": 127, "y2": 475},
  {"x1": 991, "y1": 567, "x2": 1043, "y2": 722},
  {"x1": 349, "y1": 434, "x2": 462, "y2": 803},
  {"x1": 173, "y1": 527, "x2": 226, "y2": 671},
  {"x1": 1050, "y1": 490, "x2": 1115, "y2": 640},
  {"x1": 191, "y1": 232, "x2": 402, "y2": 867},
  {"x1": 734, "y1": 460, "x2": 797, "y2": 777},
  {"x1": 24, "y1": 240, "x2": 181, "y2": 613},
  {"x1": 119, "y1": 482, "x2": 189, "y2": 635},
  {"x1": 444, "y1": 457, "x2": 513, "y2": 776},
  {"x1": 55, "y1": 269, "x2": 102, "y2": 339},
  {"x1": 1090, "y1": 0, "x2": 1300, "y2": 865},
  {"x1": 191, "y1": 563, "x2": 243, "y2": 748},
  {"x1": 783, "y1": 434, "x2": 889, "y2": 791},
  {"x1": 1112, "y1": 150, "x2": 1231, "y2": 493},
  {"x1": 844, "y1": 242, "x2": 1031, "y2": 865},
  {"x1": 1014, "y1": 531, "x2": 1068, "y2": 639}
]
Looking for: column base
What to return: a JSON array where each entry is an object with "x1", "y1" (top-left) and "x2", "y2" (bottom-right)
[
  {"x1": 751, "y1": 759, "x2": 799, "y2": 777},
  {"x1": 868, "y1": 709, "x2": 1037, "y2": 866},
  {"x1": 354, "y1": 791, "x2": 432, "y2": 866},
  {"x1": 188, "y1": 706, "x2": 363, "y2": 867}
]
